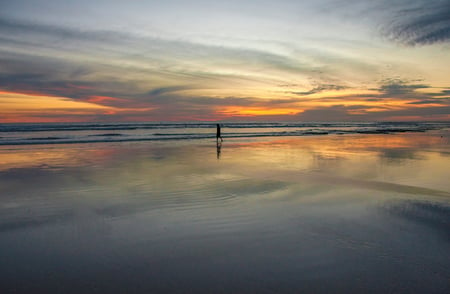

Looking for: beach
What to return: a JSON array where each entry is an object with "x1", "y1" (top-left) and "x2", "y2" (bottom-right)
[{"x1": 0, "y1": 130, "x2": 449, "y2": 293}]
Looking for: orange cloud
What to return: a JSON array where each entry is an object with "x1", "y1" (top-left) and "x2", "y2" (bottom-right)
[
  {"x1": 217, "y1": 106, "x2": 303, "y2": 117},
  {"x1": 86, "y1": 95, "x2": 128, "y2": 104},
  {"x1": 0, "y1": 90, "x2": 160, "y2": 122},
  {"x1": 0, "y1": 91, "x2": 116, "y2": 122}
]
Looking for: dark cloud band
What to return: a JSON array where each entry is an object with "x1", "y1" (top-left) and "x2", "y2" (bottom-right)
[{"x1": 381, "y1": 0, "x2": 450, "y2": 45}]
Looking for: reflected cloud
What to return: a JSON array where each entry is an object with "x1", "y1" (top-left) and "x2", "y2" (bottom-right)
[
  {"x1": 380, "y1": 200, "x2": 450, "y2": 238},
  {"x1": 0, "y1": 211, "x2": 73, "y2": 232},
  {"x1": 0, "y1": 130, "x2": 449, "y2": 294},
  {"x1": 0, "y1": 146, "x2": 122, "y2": 171},
  {"x1": 380, "y1": 148, "x2": 425, "y2": 163}
]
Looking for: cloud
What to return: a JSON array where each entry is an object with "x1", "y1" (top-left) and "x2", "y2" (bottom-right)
[
  {"x1": 381, "y1": 0, "x2": 450, "y2": 45},
  {"x1": 431, "y1": 89, "x2": 450, "y2": 97},
  {"x1": 0, "y1": 17, "x2": 321, "y2": 98},
  {"x1": 0, "y1": 50, "x2": 139, "y2": 102},
  {"x1": 296, "y1": 105, "x2": 359, "y2": 121},
  {"x1": 0, "y1": 11, "x2": 448, "y2": 122},
  {"x1": 376, "y1": 78, "x2": 430, "y2": 98},
  {"x1": 284, "y1": 78, "x2": 450, "y2": 121},
  {"x1": 408, "y1": 99, "x2": 449, "y2": 105},
  {"x1": 362, "y1": 79, "x2": 450, "y2": 106},
  {"x1": 0, "y1": 212, "x2": 73, "y2": 232},
  {"x1": 0, "y1": 17, "x2": 131, "y2": 45},
  {"x1": 296, "y1": 103, "x2": 450, "y2": 121},
  {"x1": 147, "y1": 86, "x2": 193, "y2": 96},
  {"x1": 291, "y1": 84, "x2": 348, "y2": 96},
  {"x1": 329, "y1": 0, "x2": 450, "y2": 46},
  {"x1": 381, "y1": 200, "x2": 450, "y2": 239}
]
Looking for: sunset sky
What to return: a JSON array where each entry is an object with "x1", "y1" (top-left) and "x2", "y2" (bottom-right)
[{"x1": 0, "y1": 0, "x2": 449, "y2": 122}]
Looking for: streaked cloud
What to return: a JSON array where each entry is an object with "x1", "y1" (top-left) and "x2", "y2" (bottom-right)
[
  {"x1": 329, "y1": 0, "x2": 450, "y2": 46},
  {"x1": 291, "y1": 84, "x2": 348, "y2": 96},
  {"x1": 0, "y1": 1, "x2": 449, "y2": 122},
  {"x1": 381, "y1": 0, "x2": 450, "y2": 45},
  {"x1": 376, "y1": 78, "x2": 430, "y2": 98}
]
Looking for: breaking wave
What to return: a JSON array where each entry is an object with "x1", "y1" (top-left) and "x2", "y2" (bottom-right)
[{"x1": 0, "y1": 121, "x2": 447, "y2": 146}]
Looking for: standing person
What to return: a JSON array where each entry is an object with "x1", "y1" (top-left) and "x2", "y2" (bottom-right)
[{"x1": 216, "y1": 124, "x2": 223, "y2": 143}]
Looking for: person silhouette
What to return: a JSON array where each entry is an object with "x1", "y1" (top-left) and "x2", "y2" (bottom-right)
[{"x1": 216, "y1": 124, "x2": 223, "y2": 143}]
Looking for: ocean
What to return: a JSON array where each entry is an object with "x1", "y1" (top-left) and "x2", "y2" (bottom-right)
[
  {"x1": 0, "y1": 121, "x2": 448, "y2": 145},
  {"x1": 0, "y1": 121, "x2": 449, "y2": 293}
]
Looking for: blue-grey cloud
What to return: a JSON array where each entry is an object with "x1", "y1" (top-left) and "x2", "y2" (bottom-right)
[
  {"x1": 147, "y1": 86, "x2": 194, "y2": 96},
  {"x1": 0, "y1": 212, "x2": 73, "y2": 232},
  {"x1": 408, "y1": 98, "x2": 449, "y2": 105},
  {"x1": 382, "y1": 0, "x2": 450, "y2": 45},
  {"x1": 0, "y1": 17, "x2": 132, "y2": 44},
  {"x1": 0, "y1": 17, "x2": 322, "y2": 100},
  {"x1": 0, "y1": 57, "x2": 132, "y2": 102},
  {"x1": 296, "y1": 103, "x2": 450, "y2": 121},
  {"x1": 291, "y1": 84, "x2": 348, "y2": 96},
  {"x1": 376, "y1": 78, "x2": 430, "y2": 98},
  {"x1": 381, "y1": 200, "x2": 450, "y2": 239},
  {"x1": 431, "y1": 89, "x2": 450, "y2": 97},
  {"x1": 299, "y1": 79, "x2": 448, "y2": 102},
  {"x1": 331, "y1": 0, "x2": 450, "y2": 46},
  {"x1": 0, "y1": 16, "x2": 315, "y2": 73}
]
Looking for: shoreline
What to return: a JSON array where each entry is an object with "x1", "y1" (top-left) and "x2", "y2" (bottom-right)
[
  {"x1": 0, "y1": 127, "x2": 448, "y2": 147},
  {"x1": 0, "y1": 121, "x2": 448, "y2": 147}
]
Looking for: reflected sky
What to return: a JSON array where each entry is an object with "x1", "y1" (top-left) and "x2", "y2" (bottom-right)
[{"x1": 0, "y1": 132, "x2": 449, "y2": 293}]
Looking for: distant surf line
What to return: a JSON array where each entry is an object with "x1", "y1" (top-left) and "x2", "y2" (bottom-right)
[{"x1": 0, "y1": 124, "x2": 445, "y2": 146}]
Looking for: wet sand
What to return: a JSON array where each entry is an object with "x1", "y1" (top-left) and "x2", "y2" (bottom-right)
[{"x1": 0, "y1": 131, "x2": 449, "y2": 293}]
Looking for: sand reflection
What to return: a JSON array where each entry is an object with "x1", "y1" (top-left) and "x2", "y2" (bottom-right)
[{"x1": 0, "y1": 132, "x2": 449, "y2": 293}]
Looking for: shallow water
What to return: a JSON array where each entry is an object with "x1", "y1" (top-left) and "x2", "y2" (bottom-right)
[
  {"x1": 0, "y1": 131, "x2": 449, "y2": 293},
  {"x1": 0, "y1": 121, "x2": 446, "y2": 145}
]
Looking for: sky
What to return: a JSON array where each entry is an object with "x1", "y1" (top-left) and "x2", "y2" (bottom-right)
[{"x1": 0, "y1": 0, "x2": 449, "y2": 122}]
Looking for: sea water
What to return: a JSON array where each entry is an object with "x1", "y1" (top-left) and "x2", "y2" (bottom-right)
[
  {"x1": 0, "y1": 124, "x2": 449, "y2": 293},
  {"x1": 0, "y1": 121, "x2": 447, "y2": 145}
]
